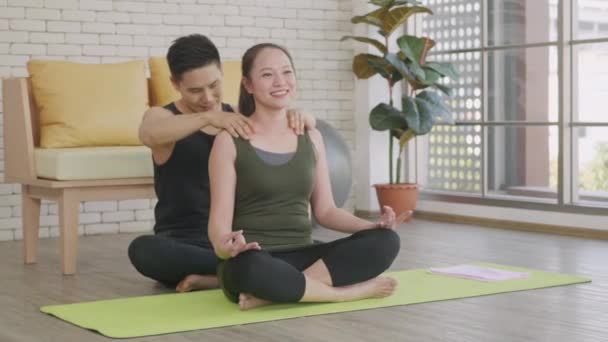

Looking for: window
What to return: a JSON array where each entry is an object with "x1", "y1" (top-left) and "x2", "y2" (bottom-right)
[{"x1": 412, "y1": 0, "x2": 608, "y2": 212}]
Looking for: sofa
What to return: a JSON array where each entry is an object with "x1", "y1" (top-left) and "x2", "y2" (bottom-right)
[{"x1": 2, "y1": 58, "x2": 241, "y2": 274}]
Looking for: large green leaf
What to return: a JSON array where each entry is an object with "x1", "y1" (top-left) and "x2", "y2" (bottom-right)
[
  {"x1": 351, "y1": 7, "x2": 387, "y2": 28},
  {"x1": 341, "y1": 35, "x2": 388, "y2": 55},
  {"x1": 396, "y1": 36, "x2": 434, "y2": 80},
  {"x1": 367, "y1": 57, "x2": 396, "y2": 79},
  {"x1": 420, "y1": 66, "x2": 442, "y2": 85},
  {"x1": 406, "y1": 61, "x2": 425, "y2": 82},
  {"x1": 383, "y1": 6, "x2": 433, "y2": 36},
  {"x1": 401, "y1": 91, "x2": 453, "y2": 136},
  {"x1": 416, "y1": 90, "x2": 454, "y2": 124},
  {"x1": 408, "y1": 69, "x2": 453, "y2": 94},
  {"x1": 352, "y1": 53, "x2": 384, "y2": 79},
  {"x1": 424, "y1": 61, "x2": 460, "y2": 80},
  {"x1": 402, "y1": 97, "x2": 422, "y2": 132},
  {"x1": 384, "y1": 53, "x2": 414, "y2": 80},
  {"x1": 369, "y1": 103, "x2": 408, "y2": 131},
  {"x1": 413, "y1": 97, "x2": 438, "y2": 134},
  {"x1": 397, "y1": 35, "x2": 435, "y2": 65}
]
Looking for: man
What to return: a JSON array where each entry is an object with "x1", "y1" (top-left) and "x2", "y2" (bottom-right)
[{"x1": 128, "y1": 34, "x2": 314, "y2": 292}]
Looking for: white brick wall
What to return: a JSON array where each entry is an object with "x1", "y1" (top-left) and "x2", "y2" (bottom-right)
[{"x1": 0, "y1": 0, "x2": 356, "y2": 242}]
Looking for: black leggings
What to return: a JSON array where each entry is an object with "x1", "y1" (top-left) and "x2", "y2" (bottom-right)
[
  {"x1": 128, "y1": 231, "x2": 220, "y2": 286},
  {"x1": 219, "y1": 228, "x2": 400, "y2": 303}
]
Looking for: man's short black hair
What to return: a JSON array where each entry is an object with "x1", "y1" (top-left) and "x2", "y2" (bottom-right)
[{"x1": 166, "y1": 34, "x2": 221, "y2": 81}]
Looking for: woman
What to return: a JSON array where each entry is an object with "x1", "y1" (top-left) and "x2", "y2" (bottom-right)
[
  {"x1": 128, "y1": 34, "x2": 314, "y2": 292},
  {"x1": 208, "y1": 43, "x2": 410, "y2": 310}
]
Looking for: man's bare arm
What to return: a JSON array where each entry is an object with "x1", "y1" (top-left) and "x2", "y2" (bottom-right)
[
  {"x1": 138, "y1": 106, "x2": 255, "y2": 148},
  {"x1": 138, "y1": 107, "x2": 213, "y2": 148}
]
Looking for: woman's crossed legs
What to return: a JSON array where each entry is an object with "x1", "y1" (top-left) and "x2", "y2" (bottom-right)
[{"x1": 219, "y1": 228, "x2": 401, "y2": 310}]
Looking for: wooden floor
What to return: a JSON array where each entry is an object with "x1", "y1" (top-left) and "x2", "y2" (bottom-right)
[{"x1": 1, "y1": 219, "x2": 607, "y2": 342}]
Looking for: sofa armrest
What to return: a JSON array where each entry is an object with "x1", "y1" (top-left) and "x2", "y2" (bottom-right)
[{"x1": 2, "y1": 77, "x2": 37, "y2": 183}]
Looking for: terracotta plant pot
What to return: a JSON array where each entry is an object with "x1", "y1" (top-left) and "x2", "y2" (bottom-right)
[{"x1": 373, "y1": 183, "x2": 419, "y2": 217}]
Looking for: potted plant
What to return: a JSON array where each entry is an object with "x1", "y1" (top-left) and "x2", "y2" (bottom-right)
[{"x1": 342, "y1": 0, "x2": 458, "y2": 216}]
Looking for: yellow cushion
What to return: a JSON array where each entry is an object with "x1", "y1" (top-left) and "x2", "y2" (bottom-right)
[
  {"x1": 148, "y1": 57, "x2": 241, "y2": 108},
  {"x1": 148, "y1": 56, "x2": 179, "y2": 107},
  {"x1": 35, "y1": 146, "x2": 153, "y2": 180},
  {"x1": 27, "y1": 60, "x2": 148, "y2": 148}
]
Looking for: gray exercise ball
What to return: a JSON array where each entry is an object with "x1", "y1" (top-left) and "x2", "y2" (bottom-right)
[{"x1": 316, "y1": 119, "x2": 352, "y2": 208}]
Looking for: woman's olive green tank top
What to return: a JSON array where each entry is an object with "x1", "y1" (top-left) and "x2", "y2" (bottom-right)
[{"x1": 232, "y1": 133, "x2": 316, "y2": 250}]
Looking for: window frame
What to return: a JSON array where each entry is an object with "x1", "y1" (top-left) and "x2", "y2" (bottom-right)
[{"x1": 408, "y1": 0, "x2": 608, "y2": 216}]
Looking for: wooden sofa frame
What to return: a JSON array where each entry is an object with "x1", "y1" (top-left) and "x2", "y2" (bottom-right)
[{"x1": 2, "y1": 77, "x2": 155, "y2": 275}]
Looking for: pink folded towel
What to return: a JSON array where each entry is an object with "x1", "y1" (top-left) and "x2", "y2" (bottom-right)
[{"x1": 428, "y1": 264, "x2": 530, "y2": 282}]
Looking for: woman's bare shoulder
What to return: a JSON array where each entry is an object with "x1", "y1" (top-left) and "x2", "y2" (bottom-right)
[{"x1": 307, "y1": 128, "x2": 322, "y2": 144}]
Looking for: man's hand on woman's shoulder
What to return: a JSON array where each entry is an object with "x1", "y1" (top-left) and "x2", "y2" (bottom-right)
[
  {"x1": 206, "y1": 111, "x2": 255, "y2": 139},
  {"x1": 287, "y1": 109, "x2": 316, "y2": 135}
]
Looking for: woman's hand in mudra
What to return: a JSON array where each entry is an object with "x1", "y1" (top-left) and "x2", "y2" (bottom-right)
[
  {"x1": 220, "y1": 230, "x2": 261, "y2": 258},
  {"x1": 376, "y1": 206, "x2": 412, "y2": 230}
]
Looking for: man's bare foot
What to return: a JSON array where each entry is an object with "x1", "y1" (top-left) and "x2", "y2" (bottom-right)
[
  {"x1": 176, "y1": 274, "x2": 219, "y2": 292},
  {"x1": 340, "y1": 277, "x2": 397, "y2": 301},
  {"x1": 238, "y1": 293, "x2": 271, "y2": 311}
]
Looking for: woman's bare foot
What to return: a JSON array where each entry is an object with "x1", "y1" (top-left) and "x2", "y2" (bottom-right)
[
  {"x1": 176, "y1": 274, "x2": 219, "y2": 292},
  {"x1": 236, "y1": 278, "x2": 396, "y2": 309},
  {"x1": 340, "y1": 277, "x2": 397, "y2": 301},
  {"x1": 238, "y1": 293, "x2": 271, "y2": 311}
]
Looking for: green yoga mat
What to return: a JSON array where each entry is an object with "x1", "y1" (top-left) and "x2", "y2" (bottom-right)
[{"x1": 41, "y1": 263, "x2": 590, "y2": 339}]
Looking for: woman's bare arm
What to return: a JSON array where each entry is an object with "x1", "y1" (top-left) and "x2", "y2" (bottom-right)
[{"x1": 208, "y1": 131, "x2": 260, "y2": 259}]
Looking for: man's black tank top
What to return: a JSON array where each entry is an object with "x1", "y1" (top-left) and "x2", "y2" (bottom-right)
[{"x1": 153, "y1": 102, "x2": 234, "y2": 239}]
